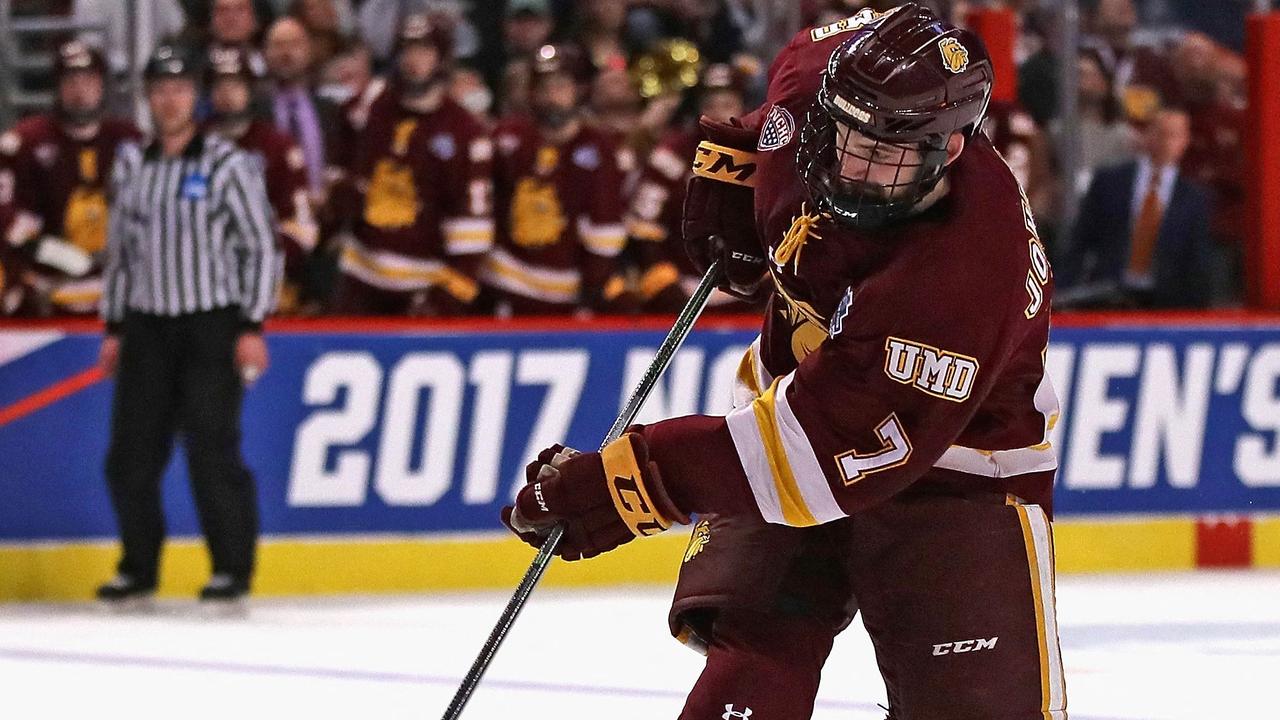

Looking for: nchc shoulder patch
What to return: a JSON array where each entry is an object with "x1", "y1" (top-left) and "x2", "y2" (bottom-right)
[{"x1": 757, "y1": 105, "x2": 795, "y2": 151}]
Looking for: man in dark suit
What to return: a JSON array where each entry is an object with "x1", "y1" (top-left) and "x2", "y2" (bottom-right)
[
  {"x1": 1063, "y1": 106, "x2": 1213, "y2": 309},
  {"x1": 263, "y1": 16, "x2": 340, "y2": 201}
]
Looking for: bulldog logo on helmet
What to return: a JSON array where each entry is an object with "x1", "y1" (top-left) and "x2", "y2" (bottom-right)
[{"x1": 938, "y1": 37, "x2": 970, "y2": 74}]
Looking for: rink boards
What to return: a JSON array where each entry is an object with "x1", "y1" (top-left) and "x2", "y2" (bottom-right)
[{"x1": 2, "y1": 314, "x2": 1279, "y2": 600}]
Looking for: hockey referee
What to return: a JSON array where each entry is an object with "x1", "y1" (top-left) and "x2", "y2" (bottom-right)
[{"x1": 95, "y1": 46, "x2": 278, "y2": 606}]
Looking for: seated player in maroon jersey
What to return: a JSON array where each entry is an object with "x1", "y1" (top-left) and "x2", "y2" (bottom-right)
[
  {"x1": 0, "y1": 41, "x2": 141, "y2": 316},
  {"x1": 329, "y1": 14, "x2": 494, "y2": 316},
  {"x1": 503, "y1": 5, "x2": 1067, "y2": 719},
  {"x1": 481, "y1": 44, "x2": 630, "y2": 316}
]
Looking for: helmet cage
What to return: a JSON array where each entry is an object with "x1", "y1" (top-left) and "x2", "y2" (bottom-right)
[{"x1": 797, "y1": 92, "x2": 951, "y2": 229}]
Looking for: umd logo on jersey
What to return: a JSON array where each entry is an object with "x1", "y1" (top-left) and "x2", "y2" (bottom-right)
[
  {"x1": 884, "y1": 337, "x2": 979, "y2": 402},
  {"x1": 938, "y1": 37, "x2": 970, "y2": 74}
]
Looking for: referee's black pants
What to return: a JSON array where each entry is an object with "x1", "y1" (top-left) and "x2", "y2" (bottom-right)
[{"x1": 105, "y1": 307, "x2": 258, "y2": 587}]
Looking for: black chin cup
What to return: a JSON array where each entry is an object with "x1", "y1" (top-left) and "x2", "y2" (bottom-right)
[{"x1": 797, "y1": 102, "x2": 949, "y2": 230}]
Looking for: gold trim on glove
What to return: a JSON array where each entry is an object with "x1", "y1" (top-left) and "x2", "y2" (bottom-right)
[
  {"x1": 601, "y1": 437, "x2": 673, "y2": 537},
  {"x1": 692, "y1": 141, "x2": 759, "y2": 187}
]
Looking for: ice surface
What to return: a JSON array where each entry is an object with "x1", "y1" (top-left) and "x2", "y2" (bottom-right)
[{"x1": 1, "y1": 570, "x2": 1276, "y2": 719}]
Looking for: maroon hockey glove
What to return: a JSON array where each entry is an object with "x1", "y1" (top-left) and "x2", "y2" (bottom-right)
[
  {"x1": 501, "y1": 434, "x2": 690, "y2": 561},
  {"x1": 683, "y1": 116, "x2": 768, "y2": 300}
]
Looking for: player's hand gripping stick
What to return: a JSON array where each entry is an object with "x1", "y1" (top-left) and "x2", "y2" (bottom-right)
[{"x1": 441, "y1": 261, "x2": 723, "y2": 720}]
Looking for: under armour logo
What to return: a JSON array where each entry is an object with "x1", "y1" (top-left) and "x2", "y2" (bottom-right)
[{"x1": 723, "y1": 705, "x2": 752, "y2": 719}]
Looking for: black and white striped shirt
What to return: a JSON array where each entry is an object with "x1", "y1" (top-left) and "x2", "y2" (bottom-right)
[{"x1": 102, "y1": 133, "x2": 278, "y2": 329}]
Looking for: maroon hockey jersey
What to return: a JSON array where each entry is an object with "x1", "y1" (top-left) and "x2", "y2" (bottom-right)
[
  {"x1": 482, "y1": 116, "x2": 627, "y2": 311},
  {"x1": 0, "y1": 115, "x2": 141, "y2": 313},
  {"x1": 641, "y1": 21, "x2": 1060, "y2": 526},
  {"x1": 337, "y1": 84, "x2": 494, "y2": 303},
  {"x1": 222, "y1": 119, "x2": 317, "y2": 312}
]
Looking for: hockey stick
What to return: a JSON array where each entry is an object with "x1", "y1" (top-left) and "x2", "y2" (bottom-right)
[{"x1": 441, "y1": 261, "x2": 724, "y2": 719}]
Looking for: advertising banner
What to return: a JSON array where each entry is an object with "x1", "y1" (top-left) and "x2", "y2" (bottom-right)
[{"x1": 2, "y1": 318, "x2": 1279, "y2": 543}]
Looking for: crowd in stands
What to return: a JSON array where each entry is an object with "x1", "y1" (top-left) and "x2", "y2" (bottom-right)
[{"x1": 0, "y1": 0, "x2": 1257, "y2": 319}]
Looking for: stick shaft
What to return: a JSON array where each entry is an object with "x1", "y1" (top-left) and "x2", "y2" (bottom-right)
[{"x1": 441, "y1": 262, "x2": 723, "y2": 719}]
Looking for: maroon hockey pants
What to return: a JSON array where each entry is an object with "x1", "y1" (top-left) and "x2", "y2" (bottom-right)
[{"x1": 677, "y1": 494, "x2": 1066, "y2": 719}]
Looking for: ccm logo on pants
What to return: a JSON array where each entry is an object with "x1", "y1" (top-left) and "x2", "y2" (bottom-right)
[{"x1": 932, "y1": 637, "x2": 999, "y2": 656}]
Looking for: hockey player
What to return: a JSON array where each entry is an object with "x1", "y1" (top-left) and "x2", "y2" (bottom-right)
[
  {"x1": 330, "y1": 13, "x2": 493, "y2": 315},
  {"x1": 503, "y1": 5, "x2": 1066, "y2": 719},
  {"x1": 625, "y1": 62, "x2": 749, "y2": 314},
  {"x1": 0, "y1": 40, "x2": 141, "y2": 316},
  {"x1": 206, "y1": 47, "x2": 318, "y2": 314},
  {"x1": 481, "y1": 44, "x2": 629, "y2": 315}
]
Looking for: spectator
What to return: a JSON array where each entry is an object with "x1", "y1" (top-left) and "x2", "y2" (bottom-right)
[
  {"x1": 1050, "y1": 49, "x2": 1137, "y2": 195},
  {"x1": 264, "y1": 16, "x2": 339, "y2": 200},
  {"x1": 206, "y1": 0, "x2": 268, "y2": 76},
  {"x1": 625, "y1": 62, "x2": 749, "y2": 315},
  {"x1": 482, "y1": 44, "x2": 628, "y2": 316},
  {"x1": 0, "y1": 41, "x2": 142, "y2": 317},
  {"x1": 358, "y1": 0, "x2": 480, "y2": 64},
  {"x1": 1016, "y1": 6, "x2": 1060, "y2": 128},
  {"x1": 564, "y1": 0, "x2": 630, "y2": 73},
  {"x1": 1081, "y1": 0, "x2": 1179, "y2": 124},
  {"x1": 71, "y1": 0, "x2": 188, "y2": 76},
  {"x1": 1063, "y1": 107, "x2": 1212, "y2": 309},
  {"x1": 206, "y1": 47, "x2": 319, "y2": 314},
  {"x1": 1174, "y1": 34, "x2": 1246, "y2": 305},
  {"x1": 504, "y1": 0, "x2": 556, "y2": 60},
  {"x1": 494, "y1": 0, "x2": 557, "y2": 116},
  {"x1": 330, "y1": 14, "x2": 494, "y2": 316},
  {"x1": 287, "y1": 0, "x2": 352, "y2": 68}
]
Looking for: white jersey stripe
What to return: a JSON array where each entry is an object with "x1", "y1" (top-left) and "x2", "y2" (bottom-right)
[
  {"x1": 934, "y1": 443, "x2": 1058, "y2": 478},
  {"x1": 773, "y1": 373, "x2": 846, "y2": 523},
  {"x1": 725, "y1": 403, "x2": 787, "y2": 525}
]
